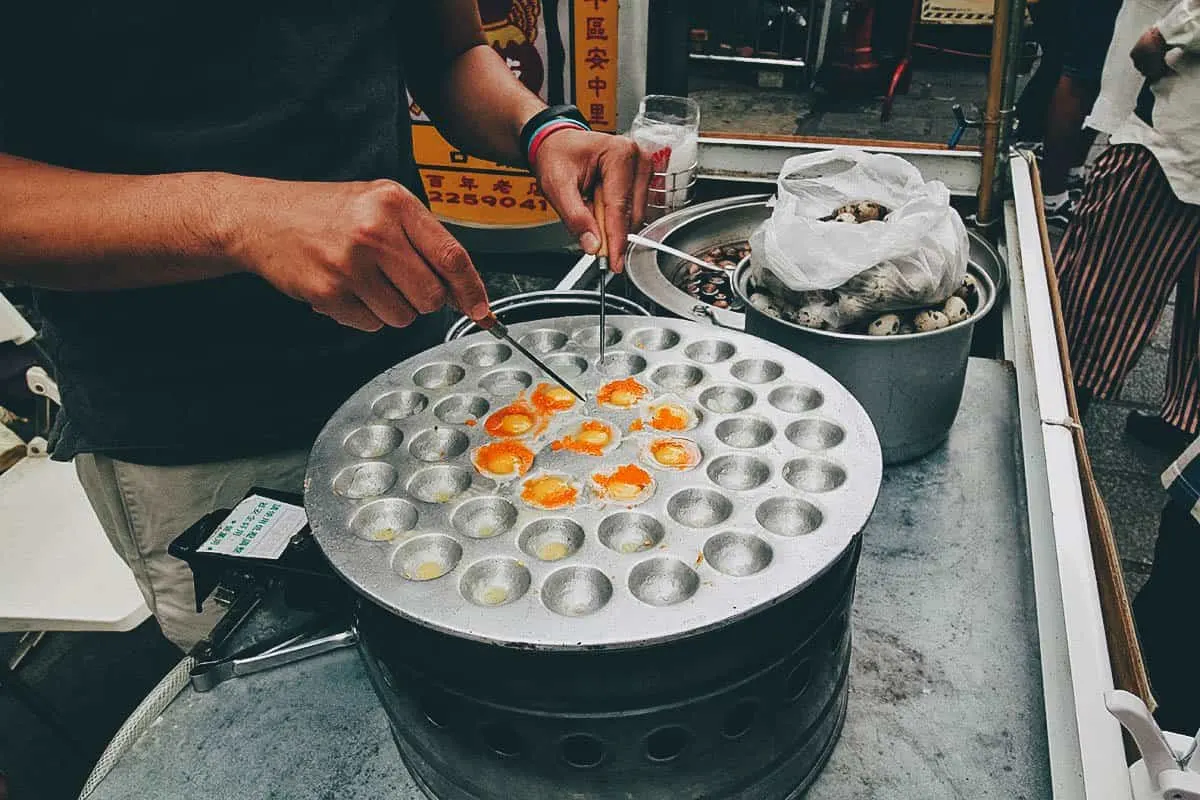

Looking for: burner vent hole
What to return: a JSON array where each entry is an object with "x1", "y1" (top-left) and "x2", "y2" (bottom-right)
[
  {"x1": 785, "y1": 661, "x2": 813, "y2": 703},
  {"x1": 645, "y1": 725, "x2": 691, "y2": 763},
  {"x1": 721, "y1": 700, "x2": 760, "y2": 740},
  {"x1": 481, "y1": 722, "x2": 525, "y2": 758},
  {"x1": 561, "y1": 734, "x2": 605, "y2": 769}
]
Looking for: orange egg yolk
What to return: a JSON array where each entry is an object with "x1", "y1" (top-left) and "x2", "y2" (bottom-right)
[
  {"x1": 650, "y1": 438, "x2": 698, "y2": 468},
  {"x1": 592, "y1": 464, "x2": 653, "y2": 501},
  {"x1": 521, "y1": 475, "x2": 578, "y2": 509},
  {"x1": 473, "y1": 440, "x2": 535, "y2": 477},
  {"x1": 484, "y1": 402, "x2": 540, "y2": 438},
  {"x1": 531, "y1": 383, "x2": 577, "y2": 414},
  {"x1": 649, "y1": 404, "x2": 690, "y2": 431},
  {"x1": 597, "y1": 377, "x2": 649, "y2": 408},
  {"x1": 551, "y1": 420, "x2": 614, "y2": 456}
]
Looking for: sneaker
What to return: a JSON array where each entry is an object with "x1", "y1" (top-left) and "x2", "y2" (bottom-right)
[
  {"x1": 1126, "y1": 410, "x2": 1193, "y2": 453},
  {"x1": 1043, "y1": 194, "x2": 1075, "y2": 228}
]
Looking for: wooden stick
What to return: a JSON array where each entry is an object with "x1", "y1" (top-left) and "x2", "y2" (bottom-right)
[{"x1": 1028, "y1": 156, "x2": 1155, "y2": 715}]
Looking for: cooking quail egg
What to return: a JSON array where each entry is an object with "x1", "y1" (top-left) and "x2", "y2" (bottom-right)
[
  {"x1": 867, "y1": 313, "x2": 902, "y2": 336},
  {"x1": 483, "y1": 400, "x2": 544, "y2": 438},
  {"x1": 641, "y1": 437, "x2": 703, "y2": 471},
  {"x1": 520, "y1": 472, "x2": 580, "y2": 510},
  {"x1": 471, "y1": 440, "x2": 536, "y2": 481},
  {"x1": 643, "y1": 396, "x2": 700, "y2": 432},
  {"x1": 550, "y1": 418, "x2": 621, "y2": 457},
  {"x1": 913, "y1": 309, "x2": 951, "y2": 332},
  {"x1": 531, "y1": 382, "x2": 577, "y2": 415},
  {"x1": 942, "y1": 296, "x2": 971, "y2": 324},
  {"x1": 591, "y1": 463, "x2": 656, "y2": 505},
  {"x1": 596, "y1": 377, "x2": 650, "y2": 409}
]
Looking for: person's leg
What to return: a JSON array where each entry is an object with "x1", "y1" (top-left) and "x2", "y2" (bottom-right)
[
  {"x1": 1157, "y1": 260, "x2": 1200, "y2": 435},
  {"x1": 75, "y1": 448, "x2": 309, "y2": 650},
  {"x1": 1041, "y1": 0, "x2": 1123, "y2": 204},
  {"x1": 1014, "y1": 0, "x2": 1069, "y2": 141},
  {"x1": 1058, "y1": 145, "x2": 1200, "y2": 404},
  {"x1": 1133, "y1": 496, "x2": 1200, "y2": 734}
]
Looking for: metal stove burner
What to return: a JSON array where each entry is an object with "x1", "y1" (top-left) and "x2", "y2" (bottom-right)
[
  {"x1": 306, "y1": 315, "x2": 882, "y2": 799},
  {"x1": 305, "y1": 316, "x2": 881, "y2": 651}
]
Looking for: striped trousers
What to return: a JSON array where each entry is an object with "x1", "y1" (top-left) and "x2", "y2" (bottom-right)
[{"x1": 1057, "y1": 144, "x2": 1200, "y2": 433}]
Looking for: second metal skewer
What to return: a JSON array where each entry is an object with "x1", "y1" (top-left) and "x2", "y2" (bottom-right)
[{"x1": 594, "y1": 191, "x2": 610, "y2": 369}]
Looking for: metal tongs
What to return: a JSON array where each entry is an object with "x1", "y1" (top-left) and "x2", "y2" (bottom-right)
[{"x1": 190, "y1": 614, "x2": 358, "y2": 692}]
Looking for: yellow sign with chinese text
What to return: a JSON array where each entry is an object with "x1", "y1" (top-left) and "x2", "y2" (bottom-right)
[{"x1": 410, "y1": 0, "x2": 620, "y2": 228}]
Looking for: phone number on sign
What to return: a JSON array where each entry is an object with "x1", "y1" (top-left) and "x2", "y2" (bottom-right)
[{"x1": 428, "y1": 191, "x2": 550, "y2": 211}]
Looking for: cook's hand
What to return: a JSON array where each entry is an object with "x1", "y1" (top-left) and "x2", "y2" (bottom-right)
[
  {"x1": 231, "y1": 179, "x2": 489, "y2": 331},
  {"x1": 530, "y1": 130, "x2": 652, "y2": 273},
  {"x1": 1132, "y1": 26, "x2": 1172, "y2": 81}
]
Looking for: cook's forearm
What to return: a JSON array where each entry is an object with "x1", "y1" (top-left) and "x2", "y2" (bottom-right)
[
  {"x1": 0, "y1": 153, "x2": 243, "y2": 290},
  {"x1": 414, "y1": 45, "x2": 546, "y2": 167}
]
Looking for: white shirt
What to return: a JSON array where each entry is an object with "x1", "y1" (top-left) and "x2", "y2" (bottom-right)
[
  {"x1": 1110, "y1": 0, "x2": 1200, "y2": 204},
  {"x1": 1088, "y1": 0, "x2": 1173, "y2": 135}
]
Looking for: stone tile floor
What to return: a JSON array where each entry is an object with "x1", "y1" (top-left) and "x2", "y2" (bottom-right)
[{"x1": 1, "y1": 61, "x2": 1181, "y2": 798}]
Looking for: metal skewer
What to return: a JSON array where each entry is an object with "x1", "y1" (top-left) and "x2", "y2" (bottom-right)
[
  {"x1": 594, "y1": 191, "x2": 610, "y2": 369},
  {"x1": 480, "y1": 313, "x2": 586, "y2": 403}
]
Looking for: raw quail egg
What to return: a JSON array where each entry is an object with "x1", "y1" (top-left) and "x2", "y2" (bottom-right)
[
  {"x1": 596, "y1": 377, "x2": 650, "y2": 409},
  {"x1": 483, "y1": 400, "x2": 543, "y2": 438},
  {"x1": 943, "y1": 296, "x2": 971, "y2": 324},
  {"x1": 471, "y1": 440, "x2": 535, "y2": 481},
  {"x1": 591, "y1": 464, "x2": 656, "y2": 505},
  {"x1": 531, "y1": 382, "x2": 577, "y2": 415},
  {"x1": 550, "y1": 418, "x2": 621, "y2": 457},
  {"x1": 520, "y1": 472, "x2": 580, "y2": 510},
  {"x1": 913, "y1": 309, "x2": 951, "y2": 332},
  {"x1": 641, "y1": 437, "x2": 702, "y2": 471},
  {"x1": 868, "y1": 313, "x2": 902, "y2": 336}
]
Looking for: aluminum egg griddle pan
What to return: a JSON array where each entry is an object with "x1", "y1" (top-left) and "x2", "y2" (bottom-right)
[{"x1": 304, "y1": 315, "x2": 882, "y2": 651}]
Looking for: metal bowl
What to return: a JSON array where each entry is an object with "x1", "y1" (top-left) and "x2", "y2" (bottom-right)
[
  {"x1": 625, "y1": 195, "x2": 1006, "y2": 331},
  {"x1": 733, "y1": 259, "x2": 996, "y2": 465}
]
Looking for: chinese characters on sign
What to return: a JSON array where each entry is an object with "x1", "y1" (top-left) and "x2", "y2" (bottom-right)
[{"x1": 574, "y1": 0, "x2": 618, "y2": 133}]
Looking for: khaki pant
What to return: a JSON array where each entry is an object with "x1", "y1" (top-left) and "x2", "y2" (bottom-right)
[{"x1": 74, "y1": 449, "x2": 309, "y2": 650}]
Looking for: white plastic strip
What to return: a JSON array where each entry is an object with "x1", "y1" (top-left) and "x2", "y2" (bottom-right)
[{"x1": 1008, "y1": 156, "x2": 1132, "y2": 799}]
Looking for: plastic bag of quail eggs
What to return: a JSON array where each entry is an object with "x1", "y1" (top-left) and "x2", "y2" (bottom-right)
[{"x1": 748, "y1": 148, "x2": 969, "y2": 325}]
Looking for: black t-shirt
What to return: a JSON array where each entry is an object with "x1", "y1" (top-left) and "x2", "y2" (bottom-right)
[{"x1": 1, "y1": 1, "x2": 443, "y2": 464}]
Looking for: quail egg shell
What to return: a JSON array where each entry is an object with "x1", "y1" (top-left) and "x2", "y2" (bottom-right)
[
  {"x1": 834, "y1": 212, "x2": 858, "y2": 224},
  {"x1": 867, "y1": 313, "x2": 902, "y2": 336},
  {"x1": 942, "y1": 295, "x2": 971, "y2": 324},
  {"x1": 913, "y1": 309, "x2": 951, "y2": 332}
]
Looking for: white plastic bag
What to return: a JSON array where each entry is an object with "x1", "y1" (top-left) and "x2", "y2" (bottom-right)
[{"x1": 748, "y1": 149, "x2": 969, "y2": 324}]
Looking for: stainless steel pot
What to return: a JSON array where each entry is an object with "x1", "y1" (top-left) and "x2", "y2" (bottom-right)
[
  {"x1": 445, "y1": 290, "x2": 650, "y2": 341},
  {"x1": 733, "y1": 261, "x2": 997, "y2": 465},
  {"x1": 626, "y1": 195, "x2": 1007, "y2": 331}
]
